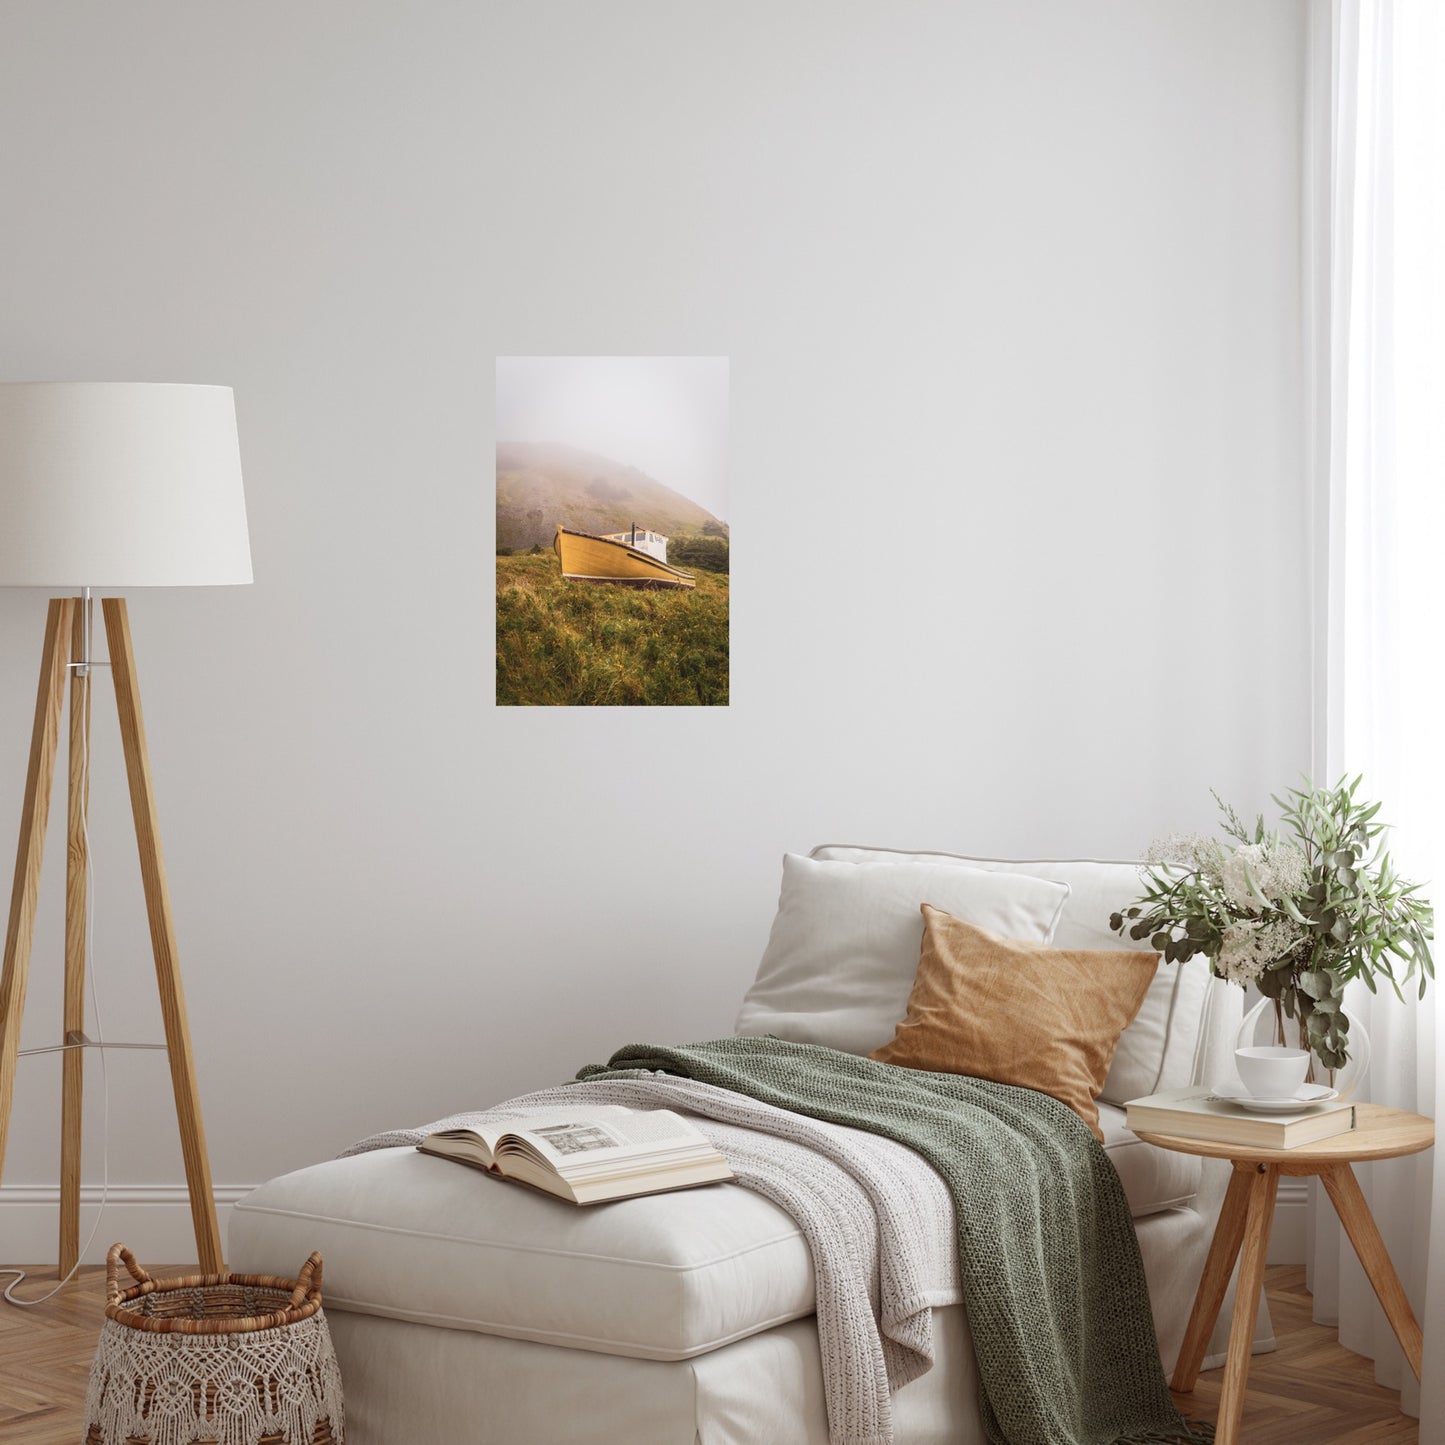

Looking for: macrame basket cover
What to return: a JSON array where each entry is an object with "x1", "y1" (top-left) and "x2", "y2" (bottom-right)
[{"x1": 84, "y1": 1243, "x2": 344, "y2": 1445}]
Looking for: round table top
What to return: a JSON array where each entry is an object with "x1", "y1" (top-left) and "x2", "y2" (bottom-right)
[{"x1": 1136, "y1": 1103, "x2": 1434, "y2": 1168}]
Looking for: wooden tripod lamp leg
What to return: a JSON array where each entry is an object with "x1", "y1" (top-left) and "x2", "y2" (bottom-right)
[
  {"x1": 59, "y1": 601, "x2": 93, "y2": 1276},
  {"x1": 103, "y1": 598, "x2": 224, "y2": 1273},
  {"x1": 0, "y1": 601, "x2": 75, "y2": 1196},
  {"x1": 0, "y1": 599, "x2": 74, "y2": 1191}
]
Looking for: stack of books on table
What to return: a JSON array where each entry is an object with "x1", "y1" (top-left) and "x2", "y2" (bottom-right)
[{"x1": 1126, "y1": 1086, "x2": 1357, "y2": 1149}]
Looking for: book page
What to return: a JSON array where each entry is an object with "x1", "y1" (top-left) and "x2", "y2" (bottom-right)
[
  {"x1": 592, "y1": 1109, "x2": 703, "y2": 1147},
  {"x1": 432, "y1": 1105, "x2": 632, "y2": 1158},
  {"x1": 504, "y1": 1109, "x2": 710, "y2": 1172}
]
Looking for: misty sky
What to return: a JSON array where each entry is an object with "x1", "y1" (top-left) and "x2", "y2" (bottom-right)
[{"x1": 496, "y1": 356, "x2": 729, "y2": 521}]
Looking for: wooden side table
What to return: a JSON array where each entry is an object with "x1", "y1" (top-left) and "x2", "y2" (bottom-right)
[{"x1": 1138, "y1": 1103, "x2": 1433, "y2": 1444}]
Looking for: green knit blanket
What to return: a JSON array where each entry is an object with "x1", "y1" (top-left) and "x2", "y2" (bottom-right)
[{"x1": 578, "y1": 1038, "x2": 1212, "y2": 1445}]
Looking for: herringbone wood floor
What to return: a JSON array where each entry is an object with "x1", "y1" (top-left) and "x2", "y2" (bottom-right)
[
  {"x1": 1169, "y1": 1267, "x2": 1419, "y2": 1443},
  {"x1": 0, "y1": 1263, "x2": 1419, "y2": 1442}
]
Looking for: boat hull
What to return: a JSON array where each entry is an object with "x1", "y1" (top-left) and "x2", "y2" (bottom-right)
[{"x1": 553, "y1": 526, "x2": 696, "y2": 589}]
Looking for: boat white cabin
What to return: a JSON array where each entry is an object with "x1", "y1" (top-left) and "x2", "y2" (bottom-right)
[{"x1": 602, "y1": 525, "x2": 669, "y2": 563}]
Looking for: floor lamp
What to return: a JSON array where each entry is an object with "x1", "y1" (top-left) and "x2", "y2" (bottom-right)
[{"x1": 0, "y1": 383, "x2": 252, "y2": 1275}]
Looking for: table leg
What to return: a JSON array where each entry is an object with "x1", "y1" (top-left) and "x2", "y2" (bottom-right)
[
  {"x1": 1214, "y1": 1164, "x2": 1279, "y2": 1445},
  {"x1": 1320, "y1": 1162, "x2": 1424, "y2": 1380},
  {"x1": 1171, "y1": 1163, "x2": 1256, "y2": 1391}
]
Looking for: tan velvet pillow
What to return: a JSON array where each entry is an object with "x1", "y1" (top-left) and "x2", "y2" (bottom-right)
[{"x1": 869, "y1": 904, "x2": 1159, "y2": 1139}]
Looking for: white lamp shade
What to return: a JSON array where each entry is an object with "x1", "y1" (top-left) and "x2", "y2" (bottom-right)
[{"x1": 0, "y1": 382, "x2": 253, "y2": 587}]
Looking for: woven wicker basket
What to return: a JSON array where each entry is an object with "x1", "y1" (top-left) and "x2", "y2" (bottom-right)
[{"x1": 84, "y1": 1243, "x2": 344, "y2": 1445}]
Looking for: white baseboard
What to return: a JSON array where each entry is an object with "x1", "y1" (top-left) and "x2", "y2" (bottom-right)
[
  {"x1": 1268, "y1": 1178, "x2": 1309, "y2": 1265},
  {"x1": 0, "y1": 1184, "x2": 256, "y2": 1267}
]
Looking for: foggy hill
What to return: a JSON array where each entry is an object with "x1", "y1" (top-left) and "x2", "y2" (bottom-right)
[{"x1": 496, "y1": 442, "x2": 728, "y2": 551}]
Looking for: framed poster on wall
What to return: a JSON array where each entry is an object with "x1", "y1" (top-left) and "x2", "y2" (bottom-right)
[{"x1": 495, "y1": 356, "x2": 729, "y2": 706}]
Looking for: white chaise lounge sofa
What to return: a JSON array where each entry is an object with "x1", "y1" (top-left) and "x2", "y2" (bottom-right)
[{"x1": 229, "y1": 850, "x2": 1272, "y2": 1443}]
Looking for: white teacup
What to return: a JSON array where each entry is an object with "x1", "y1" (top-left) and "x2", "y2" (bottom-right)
[{"x1": 1235, "y1": 1046, "x2": 1310, "y2": 1100}]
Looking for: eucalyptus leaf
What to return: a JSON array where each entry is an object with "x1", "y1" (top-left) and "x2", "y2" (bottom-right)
[
  {"x1": 1278, "y1": 893, "x2": 1310, "y2": 926},
  {"x1": 1242, "y1": 861, "x2": 1272, "y2": 912}
]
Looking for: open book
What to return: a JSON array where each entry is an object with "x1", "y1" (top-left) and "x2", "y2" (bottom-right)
[{"x1": 417, "y1": 1104, "x2": 733, "y2": 1204}]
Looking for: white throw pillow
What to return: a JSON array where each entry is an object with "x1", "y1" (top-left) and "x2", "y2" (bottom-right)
[
  {"x1": 810, "y1": 844, "x2": 1212, "y2": 1104},
  {"x1": 734, "y1": 853, "x2": 1071, "y2": 1057}
]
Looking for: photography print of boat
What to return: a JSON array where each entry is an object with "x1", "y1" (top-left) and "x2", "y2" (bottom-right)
[
  {"x1": 495, "y1": 356, "x2": 729, "y2": 707},
  {"x1": 553, "y1": 523, "x2": 696, "y2": 589}
]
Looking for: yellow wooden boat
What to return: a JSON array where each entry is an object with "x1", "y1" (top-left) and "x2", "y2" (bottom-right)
[{"x1": 553, "y1": 524, "x2": 695, "y2": 589}]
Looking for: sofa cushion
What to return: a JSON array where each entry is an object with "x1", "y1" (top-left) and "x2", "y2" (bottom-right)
[
  {"x1": 870, "y1": 905, "x2": 1159, "y2": 1139},
  {"x1": 229, "y1": 1126, "x2": 1198, "y2": 1364},
  {"x1": 735, "y1": 853, "x2": 1070, "y2": 1057},
  {"x1": 229, "y1": 1148, "x2": 818, "y2": 1361},
  {"x1": 810, "y1": 847, "x2": 1212, "y2": 1106}
]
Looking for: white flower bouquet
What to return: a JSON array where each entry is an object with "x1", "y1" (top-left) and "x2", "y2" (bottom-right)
[{"x1": 1111, "y1": 779, "x2": 1433, "y2": 1071}]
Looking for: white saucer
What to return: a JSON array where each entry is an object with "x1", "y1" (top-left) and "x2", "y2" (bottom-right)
[{"x1": 1215, "y1": 1081, "x2": 1340, "y2": 1114}]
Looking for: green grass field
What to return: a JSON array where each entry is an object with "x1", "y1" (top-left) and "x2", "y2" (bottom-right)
[{"x1": 496, "y1": 554, "x2": 729, "y2": 706}]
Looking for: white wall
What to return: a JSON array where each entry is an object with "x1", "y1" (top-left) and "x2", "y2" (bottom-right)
[{"x1": 0, "y1": 1, "x2": 1309, "y2": 1260}]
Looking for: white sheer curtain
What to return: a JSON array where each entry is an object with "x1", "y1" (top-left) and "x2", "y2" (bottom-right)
[{"x1": 1308, "y1": 0, "x2": 1445, "y2": 1425}]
